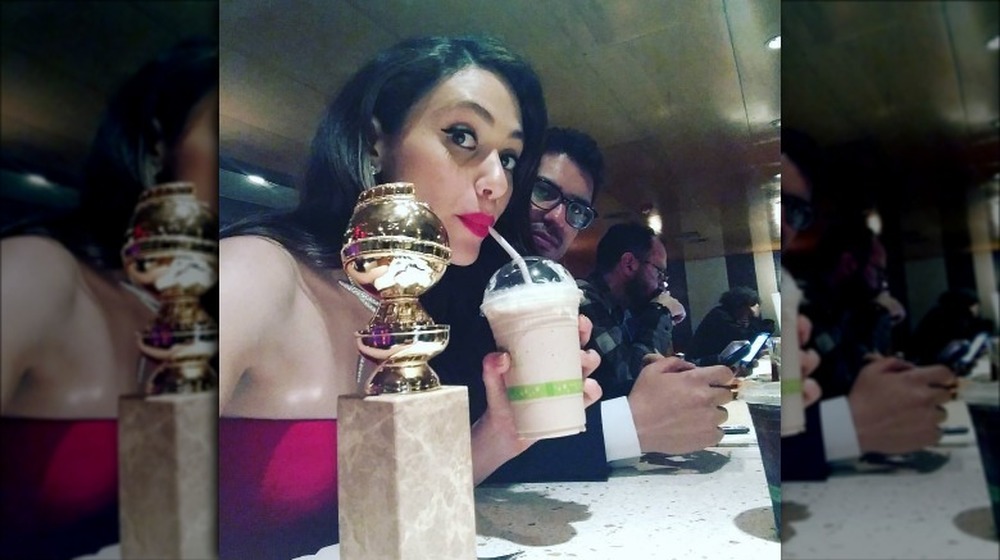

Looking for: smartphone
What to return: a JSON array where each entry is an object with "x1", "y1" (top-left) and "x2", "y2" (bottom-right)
[
  {"x1": 717, "y1": 340, "x2": 751, "y2": 367},
  {"x1": 738, "y1": 332, "x2": 772, "y2": 368},
  {"x1": 940, "y1": 426, "x2": 970, "y2": 436},
  {"x1": 939, "y1": 331, "x2": 990, "y2": 376},
  {"x1": 722, "y1": 425, "x2": 750, "y2": 435}
]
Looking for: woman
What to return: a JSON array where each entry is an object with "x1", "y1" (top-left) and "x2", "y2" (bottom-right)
[
  {"x1": 688, "y1": 286, "x2": 772, "y2": 363},
  {"x1": 220, "y1": 35, "x2": 601, "y2": 559},
  {"x1": 0, "y1": 38, "x2": 218, "y2": 559}
]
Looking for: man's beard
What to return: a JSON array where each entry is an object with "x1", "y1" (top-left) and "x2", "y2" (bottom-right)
[{"x1": 624, "y1": 275, "x2": 660, "y2": 310}]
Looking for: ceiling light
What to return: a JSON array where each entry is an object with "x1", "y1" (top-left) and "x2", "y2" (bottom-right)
[
  {"x1": 647, "y1": 213, "x2": 662, "y2": 235},
  {"x1": 770, "y1": 118, "x2": 781, "y2": 128},
  {"x1": 246, "y1": 174, "x2": 269, "y2": 186},
  {"x1": 25, "y1": 173, "x2": 51, "y2": 186},
  {"x1": 866, "y1": 210, "x2": 883, "y2": 235},
  {"x1": 766, "y1": 35, "x2": 781, "y2": 50},
  {"x1": 987, "y1": 35, "x2": 999, "y2": 50}
]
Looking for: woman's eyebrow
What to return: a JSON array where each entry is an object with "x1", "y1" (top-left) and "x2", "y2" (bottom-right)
[{"x1": 440, "y1": 100, "x2": 523, "y2": 140}]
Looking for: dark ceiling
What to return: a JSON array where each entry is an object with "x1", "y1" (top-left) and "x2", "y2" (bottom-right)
[
  {"x1": 2, "y1": 0, "x2": 995, "y2": 269},
  {"x1": 782, "y1": 1, "x2": 999, "y2": 260}
]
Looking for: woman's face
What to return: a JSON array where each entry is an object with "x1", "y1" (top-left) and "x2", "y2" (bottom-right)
[
  {"x1": 169, "y1": 88, "x2": 219, "y2": 213},
  {"x1": 376, "y1": 67, "x2": 524, "y2": 266}
]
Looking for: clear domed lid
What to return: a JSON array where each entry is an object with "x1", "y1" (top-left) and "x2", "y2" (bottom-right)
[{"x1": 483, "y1": 256, "x2": 573, "y2": 297}]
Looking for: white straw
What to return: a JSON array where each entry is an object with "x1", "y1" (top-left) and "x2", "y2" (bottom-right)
[{"x1": 488, "y1": 227, "x2": 532, "y2": 284}]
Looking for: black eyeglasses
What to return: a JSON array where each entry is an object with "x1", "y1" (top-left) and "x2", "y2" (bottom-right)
[
  {"x1": 783, "y1": 194, "x2": 814, "y2": 232},
  {"x1": 531, "y1": 178, "x2": 597, "y2": 230},
  {"x1": 643, "y1": 260, "x2": 669, "y2": 285}
]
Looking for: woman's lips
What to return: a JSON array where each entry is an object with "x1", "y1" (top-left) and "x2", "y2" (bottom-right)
[{"x1": 457, "y1": 213, "x2": 495, "y2": 238}]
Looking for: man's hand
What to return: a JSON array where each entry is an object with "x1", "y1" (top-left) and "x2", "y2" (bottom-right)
[
  {"x1": 628, "y1": 356, "x2": 734, "y2": 454},
  {"x1": 849, "y1": 357, "x2": 955, "y2": 454}
]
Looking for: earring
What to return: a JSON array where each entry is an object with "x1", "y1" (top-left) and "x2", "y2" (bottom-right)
[{"x1": 370, "y1": 162, "x2": 381, "y2": 176}]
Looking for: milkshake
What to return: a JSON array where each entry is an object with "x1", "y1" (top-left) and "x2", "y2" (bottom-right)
[{"x1": 481, "y1": 257, "x2": 585, "y2": 439}]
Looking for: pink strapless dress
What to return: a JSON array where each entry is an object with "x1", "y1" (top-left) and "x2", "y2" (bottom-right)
[{"x1": 218, "y1": 418, "x2": 339, "y2": 560}]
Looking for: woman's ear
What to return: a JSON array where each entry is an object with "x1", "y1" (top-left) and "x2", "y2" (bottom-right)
[
  {"x1": 368, "y1": 117, "x2": 385, "y2": 175},
  {"x1": 144, "y1": 118, "x2": 166, "y2": 186}
]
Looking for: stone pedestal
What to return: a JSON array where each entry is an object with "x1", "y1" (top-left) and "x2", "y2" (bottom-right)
[
  {"x1": 118, "y1": 392, "x2": 216, "y2": 559},
  {"x1": 338, "y1": 386, "x2": 476, "y2": 560}
]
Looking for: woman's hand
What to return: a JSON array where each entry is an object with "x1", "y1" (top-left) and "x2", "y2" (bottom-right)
[
  {"x1": 470, "y1": 315, "x2": 601, "y2": 484},
  {"x1": 798, "y1": 314, "x2": 822, "y2": 407}
]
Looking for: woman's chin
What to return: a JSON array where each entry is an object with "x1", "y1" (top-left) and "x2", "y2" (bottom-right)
[{"x1": 449, "y1": 244, "x2": 479, "y2": 267}]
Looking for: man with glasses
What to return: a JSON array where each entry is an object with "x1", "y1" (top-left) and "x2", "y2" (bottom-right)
[
  {"x1": 575, "y1": 222, "x2": 735, "y2": 459},
  {"x1": 488, "y1": 130, "x2": 731, "y2": 482},
  {"x1": 528, "y1": 127, "x2": 602, "y2": 261},
  {"x1": 529, "y1": 128, "x2": 687, "y2": 320}
]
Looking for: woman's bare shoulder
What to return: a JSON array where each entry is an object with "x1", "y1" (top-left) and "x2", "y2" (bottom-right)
[
  {"x1": 1, "y1": 235, "x2": 81, "y2": 302},
  {"x1": 219, "y1": 235, "x2": 305, "y2": 318}
]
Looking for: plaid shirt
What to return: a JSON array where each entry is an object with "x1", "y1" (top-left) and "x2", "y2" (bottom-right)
[{"x1": 578, "y1": 273, "x2": 673, "y2": 399}]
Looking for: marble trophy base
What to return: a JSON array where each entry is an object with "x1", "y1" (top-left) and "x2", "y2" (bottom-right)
[
  {"x1": 338, "y1": 386, "x2": 476, "y2": 560},
  {"x1": 118, "y1": 392, "x2": 216, "y2": 559}
]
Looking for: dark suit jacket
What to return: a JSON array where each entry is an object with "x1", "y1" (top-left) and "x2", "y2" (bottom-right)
[{"x1": 781, "y1": 404, "x2": 830, "y2": 481}]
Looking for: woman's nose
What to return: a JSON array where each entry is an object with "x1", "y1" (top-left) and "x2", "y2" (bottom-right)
[{"x1": 475, "y1": 150, "x2": 509, "y2": 201}]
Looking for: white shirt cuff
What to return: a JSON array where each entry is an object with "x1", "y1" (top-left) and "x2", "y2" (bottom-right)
[
  {"x1": 820, "y1": 396, "x2": 862, "y2": 461},
  {"x1": 601, "y1": 397, "x2": 642, "y2": 463}
]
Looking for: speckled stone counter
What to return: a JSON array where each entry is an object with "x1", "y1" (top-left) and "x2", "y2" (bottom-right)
[
  {"x1": 78, "y1": 401, "x2": 775, "y2": 560},
  {"x1": 783, "y1": 400, "x2": 999, "y2": 559},
  {"x1": 292, "y1": 400, "x2": 777, "y2": 560}
]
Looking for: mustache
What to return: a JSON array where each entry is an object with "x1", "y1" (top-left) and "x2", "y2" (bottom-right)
[{"x1": 530, "y1": 222, "x2": 562, "y2": 245}]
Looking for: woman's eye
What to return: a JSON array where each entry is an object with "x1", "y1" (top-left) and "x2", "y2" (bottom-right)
[
  {"x1": 443, "y1": 127, "x2": 476, "y2": 149},
  {"x1": 500, "y1": 153, "x2": 518, "y2": 171}
]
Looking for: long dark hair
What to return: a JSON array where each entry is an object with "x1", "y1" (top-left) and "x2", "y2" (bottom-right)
[
  {"x1": 223, "y1": 35, "x2": 548, "y2": 270},
  {"x1": 3, "y1": 37, "x2": 218, "y2": 268}
]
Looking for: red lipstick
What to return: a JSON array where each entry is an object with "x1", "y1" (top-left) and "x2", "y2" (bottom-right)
[{"x1": 457, "y1": 213, "x2": 495, "y2": 238}]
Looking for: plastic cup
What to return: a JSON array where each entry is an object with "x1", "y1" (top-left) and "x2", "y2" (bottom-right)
[
  {"x1": 481, "y1": 257, "x2": 584, "y2": 439},
  {"x1": 740, "y1": 380, "x2": 782, "y2": 537},
  {"x1": 961, "y1": 381, "x2": 999, "y2": 534}
]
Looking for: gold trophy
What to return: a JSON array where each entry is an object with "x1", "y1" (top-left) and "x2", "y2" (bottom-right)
[
  {"x1": 122, "y1": 181, "x2": 218, "y2": 394},
  {"x1": 341, "y1": 182, "x2": 451, "y2": 395}
]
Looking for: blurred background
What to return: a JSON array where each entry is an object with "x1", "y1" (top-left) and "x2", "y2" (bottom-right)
[
  {"x1": 0, "y1": 0, "x2": 217, "y2": 225},
  {"x1": 3, "y1": 0, "x2": 995, "y2": 352},
  {"x1": 782, "y1": 0, "x2": 998, "y2": 344}
]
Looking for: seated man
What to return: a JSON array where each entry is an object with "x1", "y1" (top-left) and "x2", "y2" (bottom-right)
[{"x1": 484, "y1": 128, "x2": 734, "y2": 482}]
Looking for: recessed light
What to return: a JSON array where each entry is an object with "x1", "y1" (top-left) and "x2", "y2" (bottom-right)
[
  {"x1": 246, "y1": 174, "x2": 269, "y2": 186},
  {"x1": 25, "y1": 173, "x2": 50, "y2": 186},
  {"x1": 647, "y1": 213, "x2": 662, "y2": 235},
  {"x1": 987, "y1": 35, "x2": 999, "y2": 50},
  {"x1": 766, "y1": 35, "x2": 781, "y2": 50}
]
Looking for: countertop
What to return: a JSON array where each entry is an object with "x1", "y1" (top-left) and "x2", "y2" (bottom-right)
[
  {"x1": 293, "y1": 399, "x2": 779, "y2": 560},
  {"x1": 782, "y1": 399, "x2": 999, "y2": 560},
  {"x1": 78, "y1": 400, "x2": 778, "y2": 560}
]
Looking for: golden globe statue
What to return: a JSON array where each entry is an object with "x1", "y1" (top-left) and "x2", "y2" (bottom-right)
[
  {"x1": 121, "y1": 182, "x2": 218, "y2": 394},
  {"x1": 341, "y1": 182, "x2": 451, "y2": 395}
]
